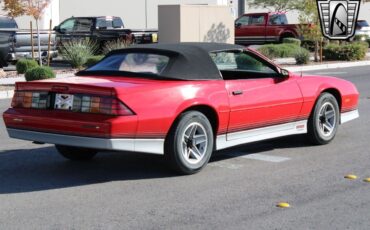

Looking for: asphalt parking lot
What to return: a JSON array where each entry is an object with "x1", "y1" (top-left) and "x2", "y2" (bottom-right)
[{"x1": 0, "y1": 65, "x2": 369, "y2": 229}]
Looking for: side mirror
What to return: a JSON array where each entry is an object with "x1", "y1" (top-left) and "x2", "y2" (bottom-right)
[
  {"x1": 279, "y1": 68, "x2": 290, "y2": 78},
  {"x1": 235, "y1": 22, "x2": 242, "y2": 28},
  {"x1": 53, "y1": 26, "x2": 59, "y2": 31}
]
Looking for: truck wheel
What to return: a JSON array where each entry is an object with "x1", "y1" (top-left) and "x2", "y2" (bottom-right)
[
  {"x1": 165, "y1": 111, "x2": 214, "y2": 175},
  {"x1": 55, "y1": 145, "x2": 98, "y2": 161},
  {"x1": 307, "y1": 93, "x2": 339, "y2": 145},
  {"x1": 280, "y1": 33, "x2": 295, "y2": 43}
]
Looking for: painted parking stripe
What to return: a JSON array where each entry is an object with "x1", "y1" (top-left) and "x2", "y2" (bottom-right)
[{"x1": 227, "y1": 153, "x2": 291, "y2": 163}]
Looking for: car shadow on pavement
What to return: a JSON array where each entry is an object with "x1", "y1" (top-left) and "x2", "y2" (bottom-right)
[
  {"x1": 0, "y1": 135, "x2": 310, "y2": 194},
  {"x1": 0, "y1": 146, "x2": 175, "y2": 194}
]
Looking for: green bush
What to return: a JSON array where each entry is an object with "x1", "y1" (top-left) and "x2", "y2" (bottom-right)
[
  {"x1": 323, "y1": 43, "x2": 367, "y2": 61},
  {"x1": 85, "y1": 55, "x2": 104, "y2": 67},
  {"x1": 294, "y1": 48, "x2": 310, "y2": 65},
  {"x1": 367, "y1": 38, "x2": 370, "y2": 47},
  {"x1": 354, "y1": 41, "x2": 369, "y2": 49},
  {"x1": 16, "y1": 59, "x2": 38, "y2": 74},
  {"x1": 257, "y1": 43, "x2": 299, "y2": 59},
  {"x1": 283, "y1": 38, "x2": 301, "y2": 46},
  {"x1": 60, "y1": 39, "x2": 98, "y2": 69},
  {"x1": 354, "y1": 34, "x2": 369, "y2": 42},
  {"x1": 301, "y1": 40, "x2": 315, "y2": 52},
  {"x1": 25, "y1": 66, "x2": 55, "y2": 81}
]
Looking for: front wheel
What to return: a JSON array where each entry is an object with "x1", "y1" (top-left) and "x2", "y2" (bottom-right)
[
  {"x1": 55, "y1": 145, "x2": 98, "y2": 161},
  {"x1": 165, "y1": 111, "x2": 214, "y2": 175},
  {"x1": 307, "y1": 93, "x2": 340, "y2": 145}
]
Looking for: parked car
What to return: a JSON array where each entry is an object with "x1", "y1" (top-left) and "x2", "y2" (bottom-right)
[
  {"x1": 3, "y1": 43, "x2": 359, "y2": 174},
  {"x1": 355, "y1": 20, "x2": 370, "y2": 40},
  {"x1": 0, "y1": 16, "x2": 58, "y2": 67},
  {"x1": 54, "y1": 16, "x2": 157, "y2": 50},
  {"x1": 235, "y1": 12, "x2": 300, "y2": 45}
]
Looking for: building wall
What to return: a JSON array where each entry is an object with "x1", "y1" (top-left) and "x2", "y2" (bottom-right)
[{"x1": 158, "y1": 5, "x2": 234, "y2": 43}]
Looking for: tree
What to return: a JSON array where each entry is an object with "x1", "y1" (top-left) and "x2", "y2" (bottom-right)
[
  {"x1": 296, "y1": 0, "x2": 323, "y2": 62},
  {"x1": 2, "y1": 0, "x2": 50, "y2": 66},
  {"x1": 248, "y1": 0, "x2": 298, "y2": 12}
]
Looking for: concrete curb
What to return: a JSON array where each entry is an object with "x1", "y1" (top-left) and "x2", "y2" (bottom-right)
[
  {"x1": 285, "y1": 60, "x2": 370, "y2": 72},
  {"x1": 0, "y1": 90, "x2": 14, "y2": 100}
]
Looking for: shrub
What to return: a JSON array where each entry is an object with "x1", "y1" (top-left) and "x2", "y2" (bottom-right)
[
  {"x1": 323, "y1": 43, "x2": 367, "y2": 61},
  {"x1": 367, "y1": 38, "x2": 370, "y2": 47},
  {"x1": 294, "y1": 48, "x2": 310, "y2": 65},
  {"x1": 60, "y1": 39, "x2": 98, "y2": 69},
  {"x1": 16, "y1": 59, "x2": 38, "y2": 74},
  {"x1": 354, "y1": 34, "x2": 369, "y2": 42},
  {"x1": 301, "y1": 40, "x2": 315, "y2": 52},
  {"x1": 25, "y1": 66, "x2": 55, "y2": 81},
  {"x1": 283, "y1": 37, "x2": 301, "y2": 46},
  {"x1": 85, "y1": 55, "x2": 104, "y2": 67},
  {"x1": 257, "y1": 43, "x2": 299, "y2": 59},
  {"x1": 103, "y1": 39, "x2": 131, "y2": 55},
  {"x1": 353, "y1": 41, "x2": 369, "y2": 49}
]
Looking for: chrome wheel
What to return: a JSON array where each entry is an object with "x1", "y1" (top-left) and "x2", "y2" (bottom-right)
[
  {"x1": 318, "y1": 102, "x2": 336, "y2": 137},
  {"x1": 181, "y1": 122, "x2": 208, "y2": 165}
]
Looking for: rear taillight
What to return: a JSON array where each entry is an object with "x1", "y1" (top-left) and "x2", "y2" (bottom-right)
[
  {"x1": 75, "y1": 95, "x2": 134, "y2": 116},
  {"x1": 12, "y1": 91, "x2": 50, "y2": 109},
  {"x1": 11, "y1": 91, "x2": 134, "y2": 116}
]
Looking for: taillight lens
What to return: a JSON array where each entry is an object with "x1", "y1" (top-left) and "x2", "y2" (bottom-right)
[
  {"x1": 12, "y1": 91, "x2": 50, "y2": 109},
  {"x1": 75, "y1": 95, "x2": 134, "y2": 116},
  {"x1": 11, "y1": 91, "x2": 134, "y2": 116}
]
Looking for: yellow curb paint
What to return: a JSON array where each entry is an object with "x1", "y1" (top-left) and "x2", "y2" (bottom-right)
[
  {"x1": 276, "y1": 202, "x2": 290, "y2": 208},
  {"x1": 363, "y1": 178, "x2": 370, "y2": 183},
  {"x1": 344, "y1": 174, "x2": 357, "y2": 180}
]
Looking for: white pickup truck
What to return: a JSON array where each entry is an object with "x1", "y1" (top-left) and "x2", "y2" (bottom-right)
[{"x1": 0, "y1": 16, "x2": 58, "y2": 67}]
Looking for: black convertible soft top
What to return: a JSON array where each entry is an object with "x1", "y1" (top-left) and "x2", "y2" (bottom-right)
[{"x1": 78, "y1": 42, "x2": 245, "y2": 80}]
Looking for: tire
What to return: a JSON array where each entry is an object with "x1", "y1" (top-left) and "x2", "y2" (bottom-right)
[
  {"x1": 165, "y1": 111, "x2": 214, "y2": 175},
  {"x1": 307, "y1": 93, "x2": 340, "y2": 145},
  {"x1": 280, "y1": 33, "x2": 295, "y2": 43},
  {"x1": 55, "y1": 145, "x2": 98, "y2": 161}
]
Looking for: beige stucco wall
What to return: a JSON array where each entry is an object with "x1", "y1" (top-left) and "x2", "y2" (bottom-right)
[{"x1": 159, "y1": 5, "x2": 234, "y2": 43}]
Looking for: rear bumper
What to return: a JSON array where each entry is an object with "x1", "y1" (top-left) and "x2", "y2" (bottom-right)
[{"x1": 6, "y1": 128, "x2": 164, "y2": 155}]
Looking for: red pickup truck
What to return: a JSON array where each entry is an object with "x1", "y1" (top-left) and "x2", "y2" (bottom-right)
[{"x1": 235, "y1": 12, "x2": 300, "y2": 45}]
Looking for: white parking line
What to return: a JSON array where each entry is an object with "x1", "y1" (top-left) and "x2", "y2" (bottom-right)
[{"x1": 227, "y1": 153, "x2": 291, "y2": 163}]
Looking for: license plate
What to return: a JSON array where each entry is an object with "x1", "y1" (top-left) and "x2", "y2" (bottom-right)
[{"x1": 54, "y1": 94, "x2": 74, "y2": 110}]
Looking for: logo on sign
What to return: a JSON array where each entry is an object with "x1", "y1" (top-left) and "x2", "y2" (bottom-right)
[{"x1": 317, "y1": 0, "x2": 361, "y2": 40}]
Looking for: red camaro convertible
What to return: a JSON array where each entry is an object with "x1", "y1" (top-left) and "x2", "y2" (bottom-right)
[{"x1": 3, "y1": 43, "x2": 359, "y2": 174}]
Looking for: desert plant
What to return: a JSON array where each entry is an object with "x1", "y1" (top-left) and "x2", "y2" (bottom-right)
[
  {"x1": 25, "y1": 66, "x2": 55, "y2": 81},
  {"x1": 257, "y1": 43, "x2": 299, "y2": 59},
  {"x1": 16, "y1": 58, "x2": 38, "y2": 74},
  {"x1": 85, "y1": 55, "x2": 104, "y2": 67},
  {"x1": 283, "y1": 37, "x2": 301, "y2": 46},
  {"x1": 60, "y1": 39, "x2": 98, "y2": 69},
  {"x1": 323, "y1": 43, "x2": 367, "y2": 61},
  {"x1": 294, "y1": 48, "x2": 310, "y2": 64},
  {"x1": 103, "y1": 39, "x2": 131, "y2": 55}
]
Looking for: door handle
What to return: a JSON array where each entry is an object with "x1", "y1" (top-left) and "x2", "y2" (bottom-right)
[{"x1": 232, "y1": 90, "x2": 243, "y2": 96}]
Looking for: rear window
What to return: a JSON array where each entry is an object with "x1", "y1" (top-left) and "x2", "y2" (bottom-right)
[
  {"x1": 97, "y1": 18, "x2": 124, "y2": 28},
  {"x1": 87, "y1": 53, "x2": 170, "y2": 75}
]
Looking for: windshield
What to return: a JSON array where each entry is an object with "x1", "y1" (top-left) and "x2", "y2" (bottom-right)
[{"x1": 86, "y1": 53, "x2": 170, "y2": 75}]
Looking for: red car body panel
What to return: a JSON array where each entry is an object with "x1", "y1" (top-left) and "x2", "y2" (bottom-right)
[{"x1": 2, "y1": 44, "x2": 359, "y2": 155}]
